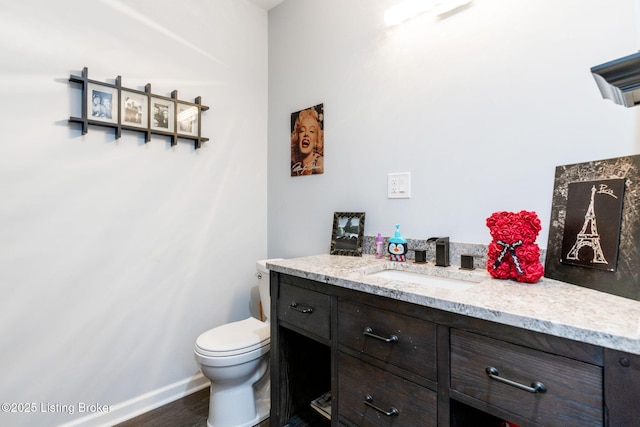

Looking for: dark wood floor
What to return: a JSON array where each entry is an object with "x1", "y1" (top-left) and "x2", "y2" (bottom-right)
[{"x1": 114, "y1": 387, "x2": 269, "y2": 427}]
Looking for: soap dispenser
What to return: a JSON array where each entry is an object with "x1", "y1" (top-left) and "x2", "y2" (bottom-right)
[
  {"x1": 388, "y1": 224, "x2": 408, "y2": 262},
  {"x1": 375, "y1": 233, "x2": 384, "y2": 259}
]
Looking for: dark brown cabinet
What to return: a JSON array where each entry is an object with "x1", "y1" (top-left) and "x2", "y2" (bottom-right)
[
  {"x1": 338, "y1": 299, "x2": 438, "y2": 382},
  {"x1": 277, "y1": 281, "x2": 332, "y2": 341},
  {"x1": 270, "y1": 271, "x2": 640, "y2": 427},
  {"x1": 338, "y1": 352, "x2": 438, "y2": 426},
  {"x1": 337, "y1": 299, "x2": 439, "y2": 426},
  {"x1": 450, "y1": 329, "x2": 602, "y2": 426}
]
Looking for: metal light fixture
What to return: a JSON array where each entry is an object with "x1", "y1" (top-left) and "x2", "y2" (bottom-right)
[{"x1": 591, "y1": 51, "x2": 640, "y2": 107}]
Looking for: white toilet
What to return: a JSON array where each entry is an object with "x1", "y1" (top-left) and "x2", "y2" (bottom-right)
[{"x1": 194, "y1": 259, "x2": 278, "y2": 427}]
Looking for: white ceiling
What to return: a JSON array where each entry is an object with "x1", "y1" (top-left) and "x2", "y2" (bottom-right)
[{"x1": 248, "y1": 0, "x2": 284, "y2": 11}]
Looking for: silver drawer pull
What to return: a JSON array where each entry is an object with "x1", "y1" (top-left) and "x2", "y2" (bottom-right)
[
  {"x1": 289, "y1": 301, "x2": 313, "y2": 314},
  {"x1": 485, "y1": 367, "x2": 547, "y2": 394},
  {"x1": 363, "y1": 327, "x2": 399, "y2": 343},
  {"x1": 364, "y1": 395, "x2": 399, "y2": 416}
]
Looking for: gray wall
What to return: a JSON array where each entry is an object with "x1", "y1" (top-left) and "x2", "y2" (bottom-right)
[
  {"x1": 267, "y1": 0, "x2": 640, "y2": 259},
  {"x1": 2, "y1": 1, "x2": 639, "y2": 425},
  {"x1": 0, "y1": 0, "x2": 268, "y2": 425}
]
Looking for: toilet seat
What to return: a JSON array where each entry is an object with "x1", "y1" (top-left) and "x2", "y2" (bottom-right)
[{"x1": 195, "y1": 317, "x2": 270, "y2": 358}]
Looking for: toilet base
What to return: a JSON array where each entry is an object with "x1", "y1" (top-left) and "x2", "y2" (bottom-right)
[
  {"x1": 207, "y1": 407, "x2": 268, "y2": 427},
  {"x1": 207, "y1": 413, "x2": 263, "y2": 427},
  {"x1": 206, "y1": 361, "x2": 270, "y2": 427},
  {"x1": 254, "y1": 368, "x2": 270, "y2": 423}
]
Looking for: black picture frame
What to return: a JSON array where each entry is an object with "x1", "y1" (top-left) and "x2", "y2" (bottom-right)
[
  {"x1": 87, "y1": 82, "x2": 118, "y2": 125},
  {"x1": 121, "y1": 89, "x2": 148, "y2": 129},
  {"x1": 545, "y1": 155, "x2": 640, "y2": 301},
  {"x1": 177, "y1": 101, "x2": 200, "y2": 138},
  {"x1": 330, "y1": 212, "x2": 365, "y2": 256},
  {"x1": 150, "y1": 96, "x2": 175, "y2": 133},
  {"x1": 69, "y1": 67, "x2": 209, "y2": 149}
]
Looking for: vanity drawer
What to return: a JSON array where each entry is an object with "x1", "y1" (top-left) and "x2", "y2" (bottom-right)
[
  {"x1": 338, "y1": 352, "x2": 437, "y2": 427},
  {"x1": 277, "y1": 282, "x2": 331, "y2": 340},
  {"x1": 450, "y1": 329, "x2": 603, "y2": 427},
  {"x1": 338, "y1": 299, "x2": 437, "y2": 381}
]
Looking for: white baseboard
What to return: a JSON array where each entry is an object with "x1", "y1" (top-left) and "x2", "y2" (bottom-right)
[{"x1": 58, "y1": 374, "x2": 210, "y2": 427}]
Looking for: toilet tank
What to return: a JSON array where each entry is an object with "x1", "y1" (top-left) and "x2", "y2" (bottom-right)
[{"x1": 256, "y1": 259, "x2": 282, "y2": 322}]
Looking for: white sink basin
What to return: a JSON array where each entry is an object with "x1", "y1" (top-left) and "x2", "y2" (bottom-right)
[{"x1": 368, "y1": 269, "x2": 475, "y2": 291}]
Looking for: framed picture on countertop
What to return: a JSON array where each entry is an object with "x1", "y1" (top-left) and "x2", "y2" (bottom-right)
[{"x1": 330, "y1": 212, "x2": 365, "y2": 257}]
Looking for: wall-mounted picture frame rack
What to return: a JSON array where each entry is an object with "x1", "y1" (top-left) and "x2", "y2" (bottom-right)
[{"x1": 69, "y1": 67, "x2": 209, "y2": 149}]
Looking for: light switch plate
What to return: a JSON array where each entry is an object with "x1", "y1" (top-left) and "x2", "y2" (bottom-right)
[{"x1": 388, "y1": 172, "x2": 411, "y2": 198}]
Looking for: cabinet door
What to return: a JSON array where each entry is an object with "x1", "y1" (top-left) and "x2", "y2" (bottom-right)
[
  {"x1": 338, "y1": 299, "x2": 437, "y2": 381},
  {"x1": 338, "y1": 352, "x2": 437, "y2": 427},
  {"x1": 450, "y1": 329, "x2": 602, "y2": 427},
  {"x1": 604, "y1": 349, "x2": 640, "y2": 427},
  {"x1": 278, "y1": 282, "x2": 331, "y2": 340}
]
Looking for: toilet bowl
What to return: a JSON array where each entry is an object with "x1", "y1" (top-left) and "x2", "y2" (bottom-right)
[{"x1": 194, "y1": 259, "x2": 280, "y2": 427}]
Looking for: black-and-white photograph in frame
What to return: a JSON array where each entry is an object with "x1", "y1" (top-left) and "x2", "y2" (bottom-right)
[
  {"x1": 150, "y1": 97, "x2": 175, "y2": 132},
  {"x1": 545, "y1": 155, "x2": 640, "y2": 301},
  {"x1": 330, "y1": 212, "x2": 365, "y2": 256},
  {"x1": 121, "y1": 90, "x2": 148, "y2": 129},
  {"x1": 87, "y1": 82, "x2": 117, "y2": 124},
  {"x1": 70, "y1": 67, "x2": 210, "y2": 149},
  {"x1": 177, "y1": 102, "x2": 199, "y2": 137}
]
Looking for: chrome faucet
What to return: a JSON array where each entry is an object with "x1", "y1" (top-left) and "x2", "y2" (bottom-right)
[{"x1": 427, "y1": 237, "x2": 450, "y2": 267}]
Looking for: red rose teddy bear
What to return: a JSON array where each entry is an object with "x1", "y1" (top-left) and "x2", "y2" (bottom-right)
[{"x1": 486, "y1": 210, "x2": 544, "y2": 283}]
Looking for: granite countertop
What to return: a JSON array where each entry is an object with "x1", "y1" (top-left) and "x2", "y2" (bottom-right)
[{"x1": 267, "y1": 254, "x2": 640, "y2": 356}]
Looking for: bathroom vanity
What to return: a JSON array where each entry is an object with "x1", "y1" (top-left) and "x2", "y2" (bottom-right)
[{"x1": 267, "y1": 255, "x2": 640, "y2": 427}]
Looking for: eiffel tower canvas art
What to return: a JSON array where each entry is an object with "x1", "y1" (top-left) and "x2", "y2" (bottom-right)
[
  {"x1": 545, "y1": 154, "x2": 640, "y2": 301},
  {"x1": 561, "y1": 179, "x2": 625, "y2": 271},
  {"x1": 564, "y1": 184, "x2": 608, "y2": 264}
]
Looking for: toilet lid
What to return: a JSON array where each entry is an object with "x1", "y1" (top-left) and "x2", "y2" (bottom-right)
[{"x1": 195, "y1": 317, "x2": 270, "y2": 357}]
